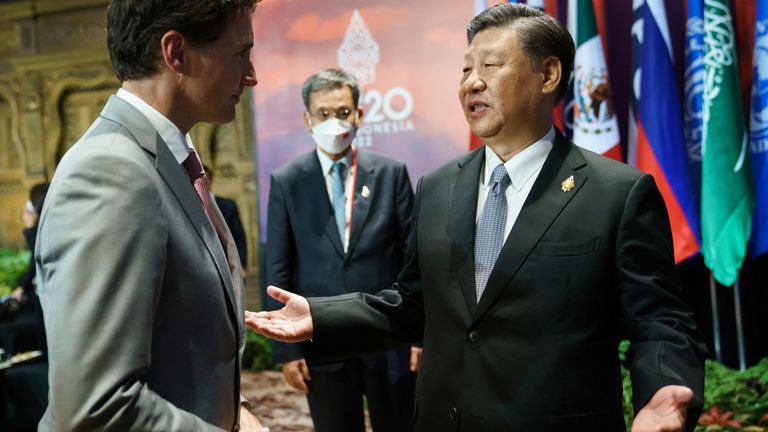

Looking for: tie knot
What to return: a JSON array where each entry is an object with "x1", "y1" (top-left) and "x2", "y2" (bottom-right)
[
  {"x1": 332, "y1": 161, "x2": 346, "y2": 177},
  {"x1": 490, "y1": 164, "x2": 510, "y2": 192},
  {"x1": 182, "y1": 149, "x2": 204, "y2": 181}
]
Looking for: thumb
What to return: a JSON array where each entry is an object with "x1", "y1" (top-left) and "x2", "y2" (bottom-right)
[
  {"x1": 267, "y1": 285, "x2": 292, "y2": 304},
  {"x1": 671, "y1": 386, "x2": 693, "y2": 405}
]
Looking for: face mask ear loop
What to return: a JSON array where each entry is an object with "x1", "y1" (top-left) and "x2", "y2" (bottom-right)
[{"x1": 306, "y1": 112, "x2": 314, "y2": 128}]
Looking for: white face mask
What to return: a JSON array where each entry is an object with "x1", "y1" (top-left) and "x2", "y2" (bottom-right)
[{"x1": 308, "y1": 116, "x2": 357, "y2": 155}]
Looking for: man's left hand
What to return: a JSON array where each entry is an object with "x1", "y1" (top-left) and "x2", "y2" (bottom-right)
[
  {"x1": 239, "y1": 405, "x2": 269, "y2": 432},
  {"x1": 632, "y1": 385, "x2": 693, "y2": 432}
]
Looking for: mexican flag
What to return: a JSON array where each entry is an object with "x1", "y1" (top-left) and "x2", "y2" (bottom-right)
[{"x1": 567, "y1": 0, "x2": 621, "y2": 161}]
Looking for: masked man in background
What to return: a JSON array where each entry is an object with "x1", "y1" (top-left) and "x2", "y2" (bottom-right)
[{"x1": 265, "y1": 68, "x2": 420, "y2": 432}]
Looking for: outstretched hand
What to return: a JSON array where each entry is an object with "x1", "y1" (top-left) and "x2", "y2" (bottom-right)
[
  {"x1": 632, "y1": 385, "x2": 693, "y2": 432},
  {"x1": 245, "y1": 286, "x2": 313, "y2": 343}
]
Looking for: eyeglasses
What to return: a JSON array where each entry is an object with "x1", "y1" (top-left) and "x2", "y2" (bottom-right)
[{"x1": 311, "y1": 107, "x2": 355, "y2": 121}]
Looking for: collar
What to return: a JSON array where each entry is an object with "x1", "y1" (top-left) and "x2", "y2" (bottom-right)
[
  {"x1": 116, "y1": 88, "x2": 194, "y2": 164},
  {"x1": 482, "y1": 126, "x2": 555, "y2": 192},
  {"x1": 317, "y1": 146, "x2": 353, "y2": 175}
]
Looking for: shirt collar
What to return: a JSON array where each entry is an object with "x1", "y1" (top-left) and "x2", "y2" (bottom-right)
[
  {"x1": 482, "y1": 126, "x2": 555, "y2": 192},
  {"x1": 116, "y1": 88, "x2": 194, "y2": 164},
  {"x1": 316, "y1": 147, "x2": 353, "y2": 175}
]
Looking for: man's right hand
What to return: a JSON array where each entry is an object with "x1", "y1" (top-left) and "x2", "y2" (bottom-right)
[
  {"x1": 245, "y1": 286, "x2": 313, "y2": 343},
  {"x1": 281, "y1": 359, "x2": 311, "y2": 393}
]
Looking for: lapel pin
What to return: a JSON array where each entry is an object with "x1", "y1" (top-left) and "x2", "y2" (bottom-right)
[
  {"x1": 561, "y1": 175, "x2": 575, "y2": 192},
  {"x1": 361, "y1": 185, "x2": 370, "y2": 198}
]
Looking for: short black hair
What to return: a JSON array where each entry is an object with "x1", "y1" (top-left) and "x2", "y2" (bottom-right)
[
  {"x1": 301, "y1": 69, "x2": 361, "y2": 111},
  {"x1": 106, "y1": 0, "x2": 258, "y2": 82},
  {"x1": 467, "y1": 3, "x2": 574, "y2": 101}
]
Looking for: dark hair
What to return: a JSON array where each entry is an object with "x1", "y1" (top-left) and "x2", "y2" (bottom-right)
[
  {"x1": 301, "y1": 68, "x2": 361, "y2": 111},
  {"x1": 106, "y1": 0, "x2": 258, "y2": 81},
  {"x1": 467, "y1": 3, "x2": 574, "y2": 101},
  {"x1": 29, "y1": 182, "x2": 50, "y2": 214}
]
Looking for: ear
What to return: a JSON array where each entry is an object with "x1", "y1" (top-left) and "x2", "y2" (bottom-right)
[
  {"x1": 303, "y1": 111, "x2": 313, "y2": 134},
  {"x1": 159, "y1": 30, "x2": 187, "y2": 74},
  {"x1": 354, "y1": 106, "x2": 364, "y2": 128},
  {"x1": 540, "y1": 56, "x2": 562, "y2": 97}
]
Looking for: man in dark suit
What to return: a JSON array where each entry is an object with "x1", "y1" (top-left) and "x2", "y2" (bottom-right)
[
  {"x1": 204, "y1": 165, "x2": 249, "y2": 275},
  {"x1": 35, "y1": 1, "x2": 266, "y2": 430},
  {"x1": 265, "y1": 68, "x2": 418, "y2": 432},
  {"x1": 248, "y1": 5, "x2": 705, "y2": 432}
]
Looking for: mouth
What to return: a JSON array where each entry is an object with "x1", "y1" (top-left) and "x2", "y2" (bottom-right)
[{"x1": 467, "y1": 100, "x2": 489, "y2": 118}]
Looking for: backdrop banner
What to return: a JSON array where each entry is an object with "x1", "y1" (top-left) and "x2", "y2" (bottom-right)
[{"x1": 252, "y1": 2, "x2": 474, "y2": 239}]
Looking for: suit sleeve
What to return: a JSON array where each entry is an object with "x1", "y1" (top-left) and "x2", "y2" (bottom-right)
[
  {"x1": 265, "y1": 173, "x2": 305, "y2": 363},
  {"x1": 307, "y1": 176, "x2": 425, "y2": 364},
  {"x1": 615, "y1": 174, "x2": 706, "y2": 430},
  {"x1": 36, "y1": 148, "x2": 223, "y2": 431}
]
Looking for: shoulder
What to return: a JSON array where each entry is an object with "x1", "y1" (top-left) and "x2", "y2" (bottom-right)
[
  {"x1": 271, "y1": 150, "x2": 317, "y2": 182},
  {"x1": 420, "y1": 146, "x2": 483, "y2": 186},
  {"x1": 357, "y1": 149, "x2": 407, "y2": 170}
]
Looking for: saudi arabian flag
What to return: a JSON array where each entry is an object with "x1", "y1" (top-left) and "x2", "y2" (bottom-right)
[
  {"x1": 701, "y1": 0, "x2": 753, "y2": 286},
  {"x1": 567, "y1": 0, "x2": 621, "y2": 160}
]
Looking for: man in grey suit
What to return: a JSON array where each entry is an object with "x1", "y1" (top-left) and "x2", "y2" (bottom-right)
[
  {"x1": 247, "y1": 4, "x2": 705, "y2": 432},
  {"x1": 35, "y1": 1, "x2": 267, "y2": 430}
]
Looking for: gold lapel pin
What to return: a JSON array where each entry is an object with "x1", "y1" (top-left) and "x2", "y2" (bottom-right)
[
  {"x1": 561, "y1": 175, "x2": 575, "y2": 192},
  {"x1": 361, "y1": 185, "x2": 370, "y2": 198}
]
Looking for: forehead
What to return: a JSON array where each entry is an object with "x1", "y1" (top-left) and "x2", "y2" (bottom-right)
[
  {"x1": 308, "y1": 86, "x2": 354, "y2": 108},
  {"x1": 217, "y1": 10, "x2": 254, "y2": 45},
  {"x1": 464, "y1": 26, "x2": 519, "y2": 60}
]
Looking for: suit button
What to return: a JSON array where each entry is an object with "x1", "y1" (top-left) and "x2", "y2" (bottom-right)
[
  {"x1": 468, "y1": 330, "x2": 480, "y2": 343},
  {"x1": 449, "y1": 407, "x2": 458, "y2": 421}
]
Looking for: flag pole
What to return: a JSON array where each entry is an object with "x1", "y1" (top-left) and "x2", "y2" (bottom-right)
[
  {"x1": 709, "y1": 272, "x2": 722, "y2": 363},
  {"x1": 733, "y1": 279, "x2": 746, "y2": 371}
]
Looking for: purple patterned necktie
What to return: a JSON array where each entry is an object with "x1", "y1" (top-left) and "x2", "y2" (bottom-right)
[{"x1": 182, "y1": 149, "x2": 224, "y2": 236}]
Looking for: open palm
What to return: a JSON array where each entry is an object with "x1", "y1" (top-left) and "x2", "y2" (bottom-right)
[
  {"x1": 245, "y1": 286, "x2": 313, "y2": 343},
  {"x1": 632, "y1": 385, "x2": 692, "y2": 432}
]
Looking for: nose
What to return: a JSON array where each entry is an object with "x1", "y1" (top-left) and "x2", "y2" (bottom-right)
[
  {"x1": 242, "y1": 57, "x2": 257, "y2": 87},
  {"x1": 463, "y1": 69, "x2": 485, "y2": 94}
]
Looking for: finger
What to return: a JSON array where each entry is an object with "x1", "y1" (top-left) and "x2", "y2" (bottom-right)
[
  {"x1": 289, "y1": 370, "x2": 308, "y2": 393},
  {"x1": 410, "y1": 351, "x2": 419, "y2": 372},
  {"x1": 299, "y1": 359, "x2": 312, "y2": 381},
  {"x1": 671, "y1": 386, "x2": 693, "y2": 405},
  {"x1": 267, "y1": 285, "x2": 292, "y2": 304}
]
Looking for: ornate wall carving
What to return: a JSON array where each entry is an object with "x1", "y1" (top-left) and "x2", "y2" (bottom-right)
[{"x1": 0, "y1": 0, "x2": 260, "y2": 277}]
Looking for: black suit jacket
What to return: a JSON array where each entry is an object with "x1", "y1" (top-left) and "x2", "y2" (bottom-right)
[
  {"x1": 215, "y1": 197, "x2": 247, "y2": 268},
  {"x1": 266, "y1": 148, "x2": 414, "y2": 380},
  {"x1": 308, "y1": 133, "x2": 706, "y2": 431}
]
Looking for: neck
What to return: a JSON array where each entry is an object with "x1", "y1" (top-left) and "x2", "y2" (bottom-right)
[
  {"x1": 485, "y1": 121, "x2": 551, "y2": 162},
  {"x1": 319, "y1": 146, "x2": 351, "y2": 162},
  {"x1": 122, "y1": 78, "x2": 193, "y2": 134}
]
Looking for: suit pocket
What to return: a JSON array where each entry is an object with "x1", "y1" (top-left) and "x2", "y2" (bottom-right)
[{"x1": 536, "y1": 236, "x2": 600, "y2": 257}]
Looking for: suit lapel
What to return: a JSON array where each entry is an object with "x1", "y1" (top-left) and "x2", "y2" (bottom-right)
[
  {"x1": 346, "y1": 152, "x2": 374, "y2": 259},
  {"x1": 100, "y1": 96, "x2": 239, "y2": 325},
  {"x1": 473, "y1": 134, "x2": 588, "y2": 322},
  {"x1": 303, "y1": 154, "x2": 345, "y2": 258},
  {"x1": 448, "y1": 147, "x2": 485, "y2": 314}
]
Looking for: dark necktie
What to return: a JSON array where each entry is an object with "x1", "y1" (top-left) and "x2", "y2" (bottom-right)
[
  {"x1": 474, "y1": 164, "x2": 511, "y2": 302},
  {"x1": 331, "y1": 161, "x2": 347, "y2": 244}
]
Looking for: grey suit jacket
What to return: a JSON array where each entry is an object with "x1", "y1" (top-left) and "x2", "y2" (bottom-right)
[{"x1": 35, "y1": 96, "x2": 246, "y2": 431}]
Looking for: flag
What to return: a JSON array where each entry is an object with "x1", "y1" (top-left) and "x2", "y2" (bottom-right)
[
  {"x1": 630, "y1": 0, "x2": 700, "y2": 263},
  {"x1": 701, "y1": 0, "x2": 754, "y2": 286},
  {"x1": 567, "y1": 0, "x2": 622, "y2": 161},
  {"x1": 749, "y1": 0, "x2": 768, "y2": 257},
  {"x1": 684, "y1": 0, "x2": 705, "y2": 218}
]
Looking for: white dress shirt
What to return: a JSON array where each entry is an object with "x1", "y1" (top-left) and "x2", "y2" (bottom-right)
[
  {"x1": 116, "y1": 88, "x2": 195, "y2": 164},
  {"x1": 317, "y1": 148, "x2": 354, "y2": 252},
  {"x1": 476, "y1": 127, "x2": 555, "y2": 245}
]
